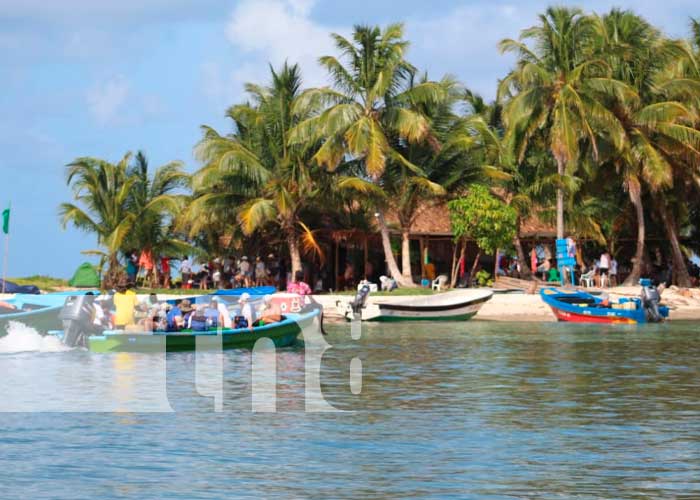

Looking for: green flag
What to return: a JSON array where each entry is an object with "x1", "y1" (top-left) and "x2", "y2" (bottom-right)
[{"x1": 2, "y1": 205, "x2": 9, "y2": 235}]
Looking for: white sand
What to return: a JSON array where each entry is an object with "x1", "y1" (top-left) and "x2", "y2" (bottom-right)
[{"x1": 3, "y1": 286, "x2": 700, "y2": 322}]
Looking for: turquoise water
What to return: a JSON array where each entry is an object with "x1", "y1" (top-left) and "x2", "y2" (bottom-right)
[{"x1": 1, "y1": 320, "x2": 699, "y2": 498}]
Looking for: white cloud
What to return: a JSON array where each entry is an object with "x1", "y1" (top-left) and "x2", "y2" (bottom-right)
[
  {"x1": 86, "y1": 75, "x2": 130, "y2": 125},
  {"x1": 224, "y1": 0, "x2": 345, "y2": 90}
]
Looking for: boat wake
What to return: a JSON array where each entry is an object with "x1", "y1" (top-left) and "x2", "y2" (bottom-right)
[{"x1": 0, "y1": 321, "x2": 71, "y2": 354}]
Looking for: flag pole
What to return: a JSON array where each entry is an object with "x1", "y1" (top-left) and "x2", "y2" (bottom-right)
[
  {"x1": 1, "y1": 202, "x2": 9, "y2": 294},
  {"x1": 1, "y1": 233, "x2": 8, "y2": 294}
]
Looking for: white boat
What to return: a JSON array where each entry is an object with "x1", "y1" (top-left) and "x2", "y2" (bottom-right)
[{"x1": 338, "y1": 289, "x2": 493, "y2": 322}]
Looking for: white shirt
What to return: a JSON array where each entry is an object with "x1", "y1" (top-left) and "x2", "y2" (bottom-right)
[
  {"x1": 600, "y1": 254, "x2": 611, "y2": 269},
  {"x1": 217, "y1": 302, "x2": 232, "y2": 328},
  {"x1": 240, "y1": 261, "x2": 250, "y2": 273},
  {"x1": 610, "y1": 259, "x2": 618, "y2": 275},
  {"x1": 181, "y1": 259, "x2": 192, "y2": 273},
  {"x1": 241, "y1": 302, "x2": 256, "y2": 325}
]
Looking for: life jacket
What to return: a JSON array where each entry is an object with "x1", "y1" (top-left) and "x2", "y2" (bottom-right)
[{"x1": 190, "y1": 314, "x2": 208, "y2": 331}]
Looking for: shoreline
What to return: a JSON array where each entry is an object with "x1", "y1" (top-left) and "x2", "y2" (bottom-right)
[{"x1": 3, "y1": 287, "x2": 700, "y2": 322}]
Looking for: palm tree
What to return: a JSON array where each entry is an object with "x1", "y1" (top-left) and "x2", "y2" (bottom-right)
[
  {"x1": 125, "y1": 151, "x2": 191, "y2": 286},
  {"x1": 382, "y1": 77, "x2": 492, "y2": 283},
  {"x1": 59, "y1": 153, "x2": 136, "y2": 287},
  {"x1": 593, "y1": 10, "x2": 700, "y2": 285},
  {"x1": 499, "y1": 7, "x2": 624, "y2": 241},
  {"x1": 289, "y1": 23, "x2": 445, "y2": 286},
  {"x1": 191, "y1": 63, "x2": 324, "y2": 276}
]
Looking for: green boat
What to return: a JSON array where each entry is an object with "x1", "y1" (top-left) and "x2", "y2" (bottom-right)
[{"x1": 48, "y1": 306, "x2": 322, "y2": 353}]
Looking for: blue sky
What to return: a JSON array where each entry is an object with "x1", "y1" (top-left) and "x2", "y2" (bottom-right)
[{"x1": 0, "y1": 0, "x2": 697, "y2": 278}]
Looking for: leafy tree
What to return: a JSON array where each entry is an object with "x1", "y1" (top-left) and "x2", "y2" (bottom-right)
[
  {"x1": 289, "y1": 23, "x2": 446, "y2": 286},
  {"x1": 191, "y1": 63, "x2": 325, "y2": 276},
  {"x1": 499, "y1": 7, "x2": 624, "y2": 240},
  {"x1": 448, "y1": 185, "x2": 517, "y2": 285},
  {"x1": 125, "y1": 151, "x2": 192, "y2": 286},
  {"x1": 59, "y1": 154, "x2": 136, "y2": 287}
]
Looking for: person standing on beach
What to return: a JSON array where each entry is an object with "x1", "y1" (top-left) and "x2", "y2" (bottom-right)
[
  {"x1": 255, "y1": 256, "x2": 267, "y2": 286},
  {"x1": 599, "y1": 251, "x2": 611, "y2": 287},
  {"x1": 180, "y1": 256, "x2": 192, "y2": 289}
]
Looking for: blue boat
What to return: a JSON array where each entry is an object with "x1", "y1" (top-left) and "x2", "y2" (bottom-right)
[
  {"x1": 0, "y1": 292, "x2": 97, "y2": 334},
  {"x1": 540, "y1": 280, "x2": 669, "y2": 324}
]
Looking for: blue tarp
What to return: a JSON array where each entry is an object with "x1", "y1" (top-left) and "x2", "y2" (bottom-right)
[
  {"x1": 0, "y1": 279, "x2": 40, "y2": 294},
  {"x1": 211, "y1": 286, "x2": 276, "y2": 296}
]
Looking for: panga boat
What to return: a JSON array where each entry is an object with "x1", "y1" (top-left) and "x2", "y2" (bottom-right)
[
  {"x1": 339, "y1": 288, "x2": 493, "y2": 322},
  {"x1": 0, "y1": 293, "x2": 95, "y2": 334},
  {"x1": 540, "y1": 279, "x2": 669, "y2": 324},
  {"x1": 49, "y1": 306, "x2": 321, "y2": 353}
]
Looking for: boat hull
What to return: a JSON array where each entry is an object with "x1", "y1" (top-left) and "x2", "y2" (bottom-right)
[
  {"x1": 355, "y1": 291, "x2": 493, "y2": 322},
  {"x1": 82, "y1": 307, "x2": 321, "y2": 353},
  {"x1": 540, "y1": 287, "x2": 668, "y2": 324}
]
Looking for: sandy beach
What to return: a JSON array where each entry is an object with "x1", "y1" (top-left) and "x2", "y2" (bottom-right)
[{"x1": 4, "y1": 287, "x2": 700, "y2": 323}]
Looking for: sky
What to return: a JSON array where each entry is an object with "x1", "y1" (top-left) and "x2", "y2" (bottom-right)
[{"x1": 0, "y1": 0, "x2": 697, "y2": 278}]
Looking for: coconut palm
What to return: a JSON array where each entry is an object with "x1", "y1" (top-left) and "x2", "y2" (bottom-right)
[
  {"x1": 191, "y1": 63, "x2": 324, "y2": 276},
  {"x1": 288, "y1": 23, "x2": 446, "y2": 286},
  {"x1": 499, "y1": 7, "x2": 625, "y2": 241},
  {"x1": 125, "y1": 151, "x2": 192, "y2": 286},
  {"x1": 59, "y1": 153, "x2": 136, "y2": 287},
  {"x1": 593, "y1": 9, "x2": 700, "y2": 285}
]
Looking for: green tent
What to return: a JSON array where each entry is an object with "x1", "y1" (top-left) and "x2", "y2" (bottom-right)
[{"x1": 68, "y1": 262, "x2": 101, "y2": 288}]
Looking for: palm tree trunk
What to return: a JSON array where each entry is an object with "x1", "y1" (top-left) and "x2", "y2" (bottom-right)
[
  {"x1": 401, "y1": 228, "x2": 412, "y2": 283},
  {"x1": 513, "y1": 232, "x2": 531, "y2": 279},
  {"x1": 623, "y1": 179, "x2": 645, "y2": 286},
  {"x1": 376, "y1": 211, "x2": 413, "y2": 287},
  {"x1": 657, "y1": 201, "x2": 691, "y2": 287},
  {"x1": 286, "y1": 229, "x2": 302, "y2": 279},
  {"x1": 556, "y1": 157, "x2": 565, "y2": 240}
]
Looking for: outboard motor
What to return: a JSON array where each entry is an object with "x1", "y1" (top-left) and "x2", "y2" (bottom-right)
[
  {"x1": 640, "y1": 278, "x2": 663, "y2": 323},
  {"x1": 59, "y1": 295, "x2": 96, "y2": 347},
  {"x1": 350, "y1": 285, "x2": 371, "y2": 317}
]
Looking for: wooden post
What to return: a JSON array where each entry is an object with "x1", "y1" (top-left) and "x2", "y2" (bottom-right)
[
  {"x1": 419, "y1": 237, "x2": 426, "y2": 279},
  {"x1": 334, "y1": 241, "x2": 339, "y2": 291},
  {"x1": 363, "y1": 234, "x2": 368, "y2": 279}
]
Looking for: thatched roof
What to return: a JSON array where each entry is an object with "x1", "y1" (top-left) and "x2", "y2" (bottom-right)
[{"x1": 386, "y1": 201, "x2": 556, "y2": 238}]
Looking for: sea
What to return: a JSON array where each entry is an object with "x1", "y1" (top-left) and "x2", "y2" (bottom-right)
[{"x1": 1, "y1": 319, "x2": 699, "y2": 499}]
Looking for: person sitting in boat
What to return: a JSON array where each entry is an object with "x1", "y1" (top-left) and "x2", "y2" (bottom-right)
[
  {"x1": 114, "y1": 281, "x2": 138, "y2": 329},
  {"x1": 188, "y1": 304, "x2": 210, "y2": 331},
  {"x1": 166, "y1": 300, "x2": 185, "y2": 331},
  {"x1": 179, "y1": 299, "x2": 194, "y2": 324},
  {"x1": 234, "y1": 292, "x2": 256, "y2": 330},
  {"x1": 257, "y1": 295, "x2": 283, "y2": 325},
  {"x1": 287, "y1": 271, "x2": 312, "y2": 296},
  {"x1": 212, "y1": 297, "x2": 232, "y2": 328}
]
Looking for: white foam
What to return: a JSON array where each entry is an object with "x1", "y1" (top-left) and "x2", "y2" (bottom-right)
[{"x1": 0, "y1": 321, "x2": 71, "y2": 354}]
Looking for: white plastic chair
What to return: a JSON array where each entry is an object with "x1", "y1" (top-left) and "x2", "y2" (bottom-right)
[
  {"x1": 580, "y1": 270, "x2": 595, "y2": 288},
  {"x1": 432, "y1": 275, "x2": 448, "y2": 291}
]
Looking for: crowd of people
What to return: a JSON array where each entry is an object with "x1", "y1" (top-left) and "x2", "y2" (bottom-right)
[
  {"x1": 123, "y1": 251, "x2": 290, "y2": 291},
  {"x1": 95, "y1": 285, "x2": 292, "y2": 334}
]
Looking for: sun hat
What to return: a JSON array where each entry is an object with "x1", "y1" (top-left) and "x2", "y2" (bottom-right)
[
  {"x1": 262, "y1": 294, "x2": 272, "y2": 304},
  {"x1": 241, "y1": 256, "x2": 248, "y2": 260},
  {"x1": 240, "y1": 292, "x2": 251, "y2": 302}
]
